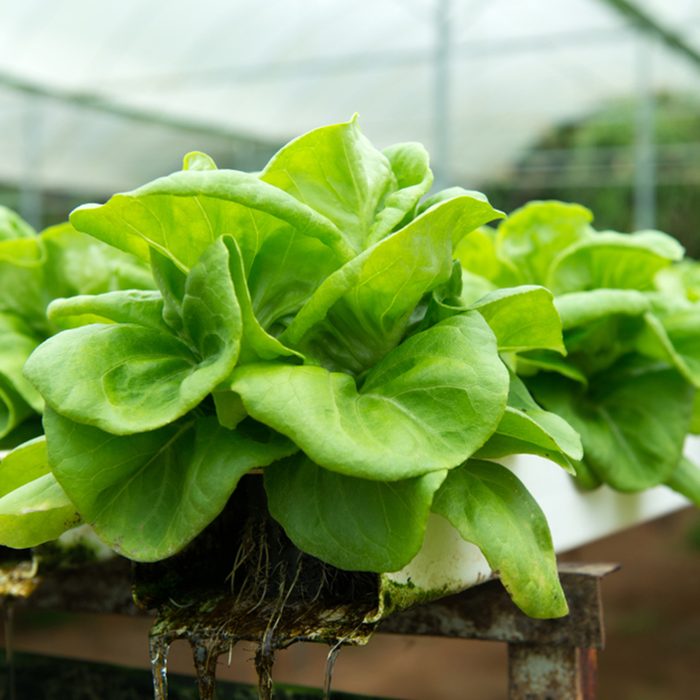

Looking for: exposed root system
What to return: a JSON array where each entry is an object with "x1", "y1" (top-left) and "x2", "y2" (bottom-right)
[{"x1": 136, "y1": 475, "x2": 380, "y2": 699}]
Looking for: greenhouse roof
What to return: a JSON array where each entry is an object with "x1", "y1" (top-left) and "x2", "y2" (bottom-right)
[{"x1": 0, "y1": 0, "x2": 699, "y2": 196}]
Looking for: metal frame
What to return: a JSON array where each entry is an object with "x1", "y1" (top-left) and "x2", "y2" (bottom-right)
[
  {"x1": 600, "y1": 0, "x2": 700, "y2": 71},
  {"x1": 381, "y1": 563, "x2": 618, "y2": 700},
  {"x1": 2, "y1": 557, "x2": 617, "y2": 699}
]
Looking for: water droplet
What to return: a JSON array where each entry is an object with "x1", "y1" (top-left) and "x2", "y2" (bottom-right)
[
  {"x1": 149, "y1": 633, "x2": 171, "y2": 700},
  {"x1": 323, "y1": 641, "x2": 343, "y2": 700}
]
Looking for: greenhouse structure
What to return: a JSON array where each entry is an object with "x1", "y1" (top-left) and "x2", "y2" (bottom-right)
[{"x1": 1, "y1": 1, "x2": 699, "y2": 699}]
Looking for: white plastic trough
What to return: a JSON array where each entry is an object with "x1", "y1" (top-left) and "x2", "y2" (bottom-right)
[{"x1": 384, "y1": 436, "x2": 700, "y2": 602}]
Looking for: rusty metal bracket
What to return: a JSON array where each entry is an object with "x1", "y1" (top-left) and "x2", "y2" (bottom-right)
[{"x1": 379, "y1": 562, "x2": 619, "y2": 699}]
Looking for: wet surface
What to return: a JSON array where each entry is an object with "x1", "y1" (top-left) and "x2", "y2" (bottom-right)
[{"x1": 149, "y1": 632, "x2": 171, "y2": 700}]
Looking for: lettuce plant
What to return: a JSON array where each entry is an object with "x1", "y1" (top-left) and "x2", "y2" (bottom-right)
[
  {"x1": 0, "y1": 207, "x2": 152, "y2": 448},
  {"x1": 0, "y1": 120, "x2": 584, "y2": 619},
  {"x1": 456, "y1": 200, "x2": 700, "y2": 504}
]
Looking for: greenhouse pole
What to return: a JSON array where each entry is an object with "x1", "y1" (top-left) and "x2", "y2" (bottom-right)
[
  {"x1": 601, "y1": 0, "x2": 700, "y2": 229},
  {"x1": 634, "y1": 36, "x2": 656, "y2": 231},
  {"x1": 20, "y1": 96, "x2": 43, "y2": 231},
  {"x1": 433, "y1": 0, "x2": 452, "y2": 191}
]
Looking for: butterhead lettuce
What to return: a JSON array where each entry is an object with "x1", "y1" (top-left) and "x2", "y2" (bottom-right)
[{"x1": 1, "y1": 120, "x2": 586, "y2": 619}]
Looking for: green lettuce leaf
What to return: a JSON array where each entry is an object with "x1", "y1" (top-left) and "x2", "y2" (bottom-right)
[
  {"x1": 470, "y1": 286, "x2": 565, "y2": 354},
  {"x1": 636, "y1": 310, "x2": 700, "y2": 388},
  {"x1": 44, "y1": 409, "x2": 296, "y2": 561},
  {"x1": 548, "y1": 231, "x2": 684, "y2": 294},
  {"x1": 417, "y1": 186, "x2": 492, "y2": 215},
  {"x1": 0, "y1": 205, "x2": 35, "y2": 241},
  {"x1": 71, "y1": 167, "x2": 354, "y2": 329},
  {"x1": 0, "y1": 237, "x2": 47, "y2": 331},
  {"x1": 656, "y1": 260, "x2": 700, "y2": 302},
  {"x1": 665, "y1": 457, "x2": 700, "y2": 507},
  {"x1": 495, "y1": 201, "x2": 593, "y2": 286},
  {"x1": 555, "y1": 289, "x2": 652, "y2": 330},
  {"x1": 183, "y1": 151, "x2": 218, "y2": 171},
  {"x1": 516, "y1": 350, "x2": 588, "y2": 386},
  {"x1": 0, "y1": 376, "x2": 34, "y2": 440},
  {"x1": 692, "y1": 392, "x2": 700, "y2": 434},
  {"x1": 149, "y1": 248, "x2": 187, "y2": 334},
  {"x1": 265, "y1": 455, "x2": 446, "y2": 572},
  {"x1": 418, "y1": 283, "x2": 565, "y2": 357},
  {"x1": 70, "y1": 169, "x2": 351, "y2": 270},
  {"x1": 570, "y1": 457, "x2": 603, "y2": 490},
  {"x1": 261, "y1": 117, "x2": 433, "y2": 251},
  {"x1": 0, "y1": 437, "x2": 81, "y2": 548},
  {"x1": 455, "y1": 225, "x2": 519, "y2": 289},
  {"x1": 25, "y1": 238, "x2": 243, "y2": 434},
  {"x1": 40, "y1": 223, "x2": 155, "y2": 301},
  {"x1": 281, "y1": 195, "x2": 503, "y2": 373},
  {"x1": 47, "y1": 290, "x2": 170, "y2": 331},
  {"x1": 246, "y1": 218, "x2": 352, "y2": 330},
  {"x1": 529, "y1": 360, "x2": 693, "y2": 491},
  {"x1": 0, "y1": 221, "x2": 153, "y2": 339},
  {"x1": 432, "y1": 459, "x2": 568, "y2": 619},
  {"x1": 0, "y1": 312, "x2": 44, "y2": 440},
  {"x1": 0, "y1": 312, "x2": 43, "y2": 411},
  {"x1": 220, "y1": 236, "x2": 302, "y2": 363},
  {"x1": 375, "y1": 142, "x2": 434, "y2": 237},
  {"x1": 475, "y1": 374, "x2": 582, "y2": 471},
  {"x1": 150, "y1": 236, "x2": 300, "y2": 364},
  {"x1": 233, "y1": 313, "x2": 509, "y2": 480},
  {"x1": 563, "y1": 314, "x2": 647, "y2": 377}
]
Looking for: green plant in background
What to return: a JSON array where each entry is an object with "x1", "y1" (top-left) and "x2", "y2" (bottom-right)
[
  {"x1": 0, "y1": 119, "x2": 583, "y2": 619},
  {"x1": 456, "y1": 200, "x2": 700, "y2": 505},
  {"x1": 487, "y1": 94, "x2": 700, "y2": 257},
  {"x1": 0, "y1": 209, "x2": 154, "y2": 550},
  {"x1": 0, "y1": 206, "x2": 153, "y2": 448}
]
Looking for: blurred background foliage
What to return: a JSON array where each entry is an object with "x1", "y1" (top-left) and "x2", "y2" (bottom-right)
[{"x1": 487, "y1": 93, "x2": 700, "y2": 256}]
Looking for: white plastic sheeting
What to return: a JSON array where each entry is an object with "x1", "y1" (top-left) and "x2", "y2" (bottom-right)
[{"x1": 0, "y1": 0, "x2": 698, "y2": 196}]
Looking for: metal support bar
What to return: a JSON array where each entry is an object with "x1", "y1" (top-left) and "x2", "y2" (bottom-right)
[
  {"x1": 509, "y1": 645, "x2": 596, "y2": 700},
  {"x1": 4, "y1": 558, "x2": 618, "y2": 699},
  {"x1": 19, "y1": 96, "x2": 43, "y2": 230},
  {"x1": 634, "y1": 36, "x2": 656, "y2": 230},
  {"x1": 380, "y1": 563, "x2": 618, "y2": 699},
  {"x1": 379, "y1": 563, "x2": 616, "y2": 646},
  {"x1": 599, "y1": 0, "x2": 700, "y2": 73},
  {"x1": 0, "y1": 70, "x2": 280, "y2": 147}
]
